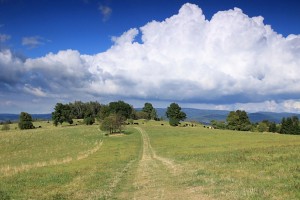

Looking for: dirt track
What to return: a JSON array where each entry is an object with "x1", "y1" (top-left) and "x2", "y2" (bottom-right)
[{"x1": 133, "y1": 127, "x2": 211, "y2": 200}]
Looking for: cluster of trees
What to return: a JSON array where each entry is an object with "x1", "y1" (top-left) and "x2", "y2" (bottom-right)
[
  {"x1": 280, "y1": 116, "x2": 300, "y2": 135},
  {"x1": 52, "y1": 103, "x2": 74, "y2": 126},
  {"x1": 99, "y1": 101, "x2": 134, "y2": 134},
  {"x1": 256, "y1": 120, "x2": 277, "y2": 133},
  {"x1": 211, "y1": 110, "x2": 300, "y2": 135},
  {"x1": 51, "y1": 100, "x2": 187, "y2": 132},
  {"x1": 135, "y1": 103, "x2": 158, "y2": 120},
  {"x1": 226, "y1": 110, "x2": 252, "y2": 131},
  {"x1": 52, "y1": 100, "x2": 133, "y2": 126},
  {"x1": 211, "y1": 110, "x2": 252, "y2": 131},
  {"x1": 52, "y1": 100, "x2": 162, "y2": 126},
  {"x1": 52, "y1": 101, "x2": 102, "y2": 126},
  {"x1": 2, "y1": 101, "x2": 188, "y2": 132}
]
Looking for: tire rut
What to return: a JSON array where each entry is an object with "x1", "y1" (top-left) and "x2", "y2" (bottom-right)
[{"x1": 133, "y1": 127, "x2": 211, "y2": 200}]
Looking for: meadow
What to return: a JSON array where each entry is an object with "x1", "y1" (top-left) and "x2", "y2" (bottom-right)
[{"x1": 0, "y1": 120, "x2": 299, "y2": 199}]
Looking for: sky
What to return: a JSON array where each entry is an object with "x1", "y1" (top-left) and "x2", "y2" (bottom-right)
[{"x1": 0, "y1": 0, "x2": 300, "y2": 114}]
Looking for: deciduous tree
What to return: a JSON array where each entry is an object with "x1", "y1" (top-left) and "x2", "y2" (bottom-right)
[
  {"x1": 142, "y1": 102, "x2": 158, "y2": 120},
  {"x1": 226, "y1": 110, "x2": 251, "y2": 131},
  {"x1": 166, "y1": 103, "x2": 186, "y2": 126},
  {"x1": 52, "y1": 103, "x2": 73, "y2": 126},
  {"x1": 100, "y1": 114, "x2": 125, "y2": 134},
  {"x1": 109, "y1": 101, "x2": 132, "y2": 119}
]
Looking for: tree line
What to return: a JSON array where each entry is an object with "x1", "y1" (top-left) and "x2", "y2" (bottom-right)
[
  {"x1": 51, "y1": 100, "x2": 161, "y2": 126},
  {"x1": 10, "y1": 103, "x2": 299, "y2": 135},
  {"x1": 51, "y1": 101, "x2": 188, "y2": 134},
  {"x1": 7, "y1": 101, "x2": 187, "y2": 132},
  {"x1": 211, "y1": 110, "x2": 300, "y2": 135}
]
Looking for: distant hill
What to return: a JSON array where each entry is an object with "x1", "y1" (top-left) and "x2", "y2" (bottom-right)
[
  {"x1": 247, "y1": 112, "x2": 300, "y2": 123},
  {"x1": 1, "y1": 109, "x2": 300, "y2": 124},
  {"x1": 156, "y1": 108, "x2": 300, "y2": 124},
  {"x1": 0, "y1": 113, "x2": 52, "y2": 122}
]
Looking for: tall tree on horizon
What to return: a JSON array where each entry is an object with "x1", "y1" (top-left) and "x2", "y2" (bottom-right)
[
  {"x1": 226, "y1": 110, "x2": 251, "y2": 131},
  {"x1": 166, "y1": 103, "x2": 186, "y2": 126},
  {"x1": 142, "y1": 102, "x2": 157, "y2": 120},
  {"x1": 52, "y1": 103, "x2": 73, "y2": 126},
  {"x1": 109, "y1": 101, "x2": 133, "y2": 119}
]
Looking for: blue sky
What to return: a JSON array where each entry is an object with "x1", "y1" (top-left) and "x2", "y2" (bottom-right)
[
  {"x1": 1, "y1": 0, "x2": 299, "y2": 58},
  {"x1": 0, "y1": 0, "x2": 300, "y2": 113}
]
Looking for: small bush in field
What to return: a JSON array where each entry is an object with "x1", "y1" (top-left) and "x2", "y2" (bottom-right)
[{"x1": 1, "y1": 123, "x2": 10, "y2": 131}]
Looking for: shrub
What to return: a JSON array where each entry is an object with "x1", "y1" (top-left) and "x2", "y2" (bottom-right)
[
  {"x1": 18, "y1": 112, "x2": 35, "y2": 130},
  {"x1": 1, "y1": 123, "x2": 10, "y2": 131},
  {"x1": 84, "y1": 116, "x2": 95, "y2": 125}
]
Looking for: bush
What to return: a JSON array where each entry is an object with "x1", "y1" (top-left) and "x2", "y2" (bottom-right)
[
  {"x1": 18, "y1": 112, "x2": 35, "y2": 130},
  {"x1": 1, "y1": 123, "x2": 10, "y2": 131},
  {"x1": 84, "y1": 116, "x2": 95, "y2": 125},
  {"x1": 19, "y1": 121, "x2": 35, "y2": 130}
]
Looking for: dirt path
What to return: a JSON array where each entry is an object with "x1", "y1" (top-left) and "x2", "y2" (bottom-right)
[{"x1": 133, "y1": 127, "x2": 211, "y2": 200}]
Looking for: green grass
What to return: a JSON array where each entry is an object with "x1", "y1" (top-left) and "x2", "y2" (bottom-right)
[
  {"x1": 0, "y1": 120, "x2": 299, "y2": 199},
  {"x1": 0, "y1": 122, "x2": 102, "y2": 168},
  {"x1": 0, "y1": 122, "x2": 141, "y2": 199},
  {"x1": 143, "y1": 123, "x2": 300, "y2": 200}
]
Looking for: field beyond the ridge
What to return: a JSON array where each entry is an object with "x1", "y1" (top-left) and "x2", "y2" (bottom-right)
[{"x1": 0, "y1": 120, "x2": 299, "y2": 199}]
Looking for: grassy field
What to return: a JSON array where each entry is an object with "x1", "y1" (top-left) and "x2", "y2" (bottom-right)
[
  {"x1": 0, "y1": 120, "x2": 299, "y2": 199},
  {"x1": 0, "y1": 121, "x2": 142, "y2": 199},
  {"x1": 144, "y1": 123, "x2": 300, "y2": 200}
]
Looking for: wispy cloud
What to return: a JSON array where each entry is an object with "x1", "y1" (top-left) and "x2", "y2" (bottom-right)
[
  {"x1": 23, "y1": 84, "x2": 47, "y2": 97},
  {"x1": 99, "y1": 5, "x2": 112, "y2": 21},
  {"x1": 22, "y1": 36, "x2": 49, "y2": 48},
  {"x1": 0, "y1": 33, "x2": 10, "y2": 42}
]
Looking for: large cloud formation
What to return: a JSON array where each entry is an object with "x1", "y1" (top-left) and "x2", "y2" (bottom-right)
[{"x1": 1, "y1": 3, "x2": 300, "y2": 113}]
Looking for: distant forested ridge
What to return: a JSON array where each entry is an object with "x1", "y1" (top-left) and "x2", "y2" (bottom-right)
[
  {"x1": 0, "y1": 113, "x2": 52, "y2": 122},
  {"x1": 155, "y1": 108, "x2": 300, "y2": 124},
  {"x1": 2, "y1": 108, "x2": 300, "y2": 124}
]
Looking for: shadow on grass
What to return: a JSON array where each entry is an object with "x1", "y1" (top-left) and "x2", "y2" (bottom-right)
[
  {"x1": 103, "y1": 129, "x2": 135, "y2": 136},
  {"x1": 0, "y1": 190, "x2": 11, "y2": 200},
  {"x1": 123, "y1": 130, "x2": 134, "y2": 135},
  {"x1": 51, "y1": 193, "x2": 67, "y2": 200}
]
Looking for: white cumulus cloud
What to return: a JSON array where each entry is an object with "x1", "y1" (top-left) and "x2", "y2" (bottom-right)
[
  {"x1": 1, "y1": 3, "x2": 300, "y2": 113},
  {"x1": 86, "y1": 3, "x2": 300, "y2": 104}
]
